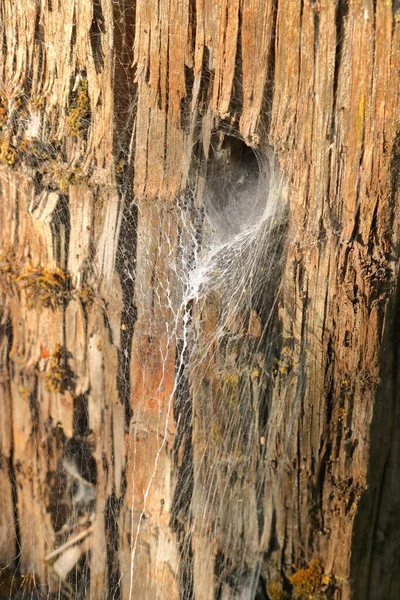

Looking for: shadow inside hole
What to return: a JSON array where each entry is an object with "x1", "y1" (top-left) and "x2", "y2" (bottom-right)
[{"x1": 205, "y1": 134, "x2": 265, "y2": 241}]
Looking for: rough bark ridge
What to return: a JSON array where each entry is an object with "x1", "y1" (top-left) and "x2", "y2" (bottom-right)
[{"x1": 0, "y1": 0, "x2": 399, "y2": 599}]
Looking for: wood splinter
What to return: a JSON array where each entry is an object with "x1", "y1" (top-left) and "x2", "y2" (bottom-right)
[{"x1": 44, "y1": 525, "x2": 94, "y2": 562}]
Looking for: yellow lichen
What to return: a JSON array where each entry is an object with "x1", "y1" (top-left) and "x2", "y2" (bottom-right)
[
  {"x1": 115, "y1": 159, "x2": 126, "y2": 175},
  {"x1": 76, "y1": 282, "x2": 94, "y2": 308},
  {"x1": 0, "y1": 138, "x2": 17, "y2": 166},
  {"x1": 274, "y1": 346, "x2": 294, "y2": 378},
  {"x1": 222, "y1": 371, "x2": 240, "y2": 409},
  {"x1": 18, "y1": 265, "x2": 72, "y2": 310},
  {"x1": 43, "y1": 345, "x2": 75, "y2": 394},
  {"x1": 2, "y1": 254, "x2": 93, "y2": 311},
  {"x1": 222, "y1": 372, "x2": 239, "y2": 389},
  {"x1": 289, "y1": 559, "x2": 324, "y2": 599},
  {"x1": 0, "y1": 92, "x2": 28, "y2": 136},
  {"x1": 0, "y1": 249, "x2": 19, "y2": 293},
  {"x1": 49, "y1": 161, "x2": 89, "y2": 192},
  {"x1": 29, "y1": 95, "x2": 44, "y2": 111},
  {"x1": 0, "y1": 93, "x2": 7, "y2": 128},
  {"x1": 266, "y1": 579, "x2": 288, "y2": 600},
  {"x1": 67, "y1": 78, "x2": 91, "y2": 138},
  {"x1": 211, "y1": 421, "x2": 223, "y2": 446}
]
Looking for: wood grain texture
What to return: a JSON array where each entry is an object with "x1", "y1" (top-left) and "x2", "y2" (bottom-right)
[{"x1": 0, "y1": 0, "x2": 399, "y2": 598}]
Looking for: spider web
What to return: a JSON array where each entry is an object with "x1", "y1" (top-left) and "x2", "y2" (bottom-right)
[{"x1": 0, "y1": 4, "x2": 294, "y2": 600}]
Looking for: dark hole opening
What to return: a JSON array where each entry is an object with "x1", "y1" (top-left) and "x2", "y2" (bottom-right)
[{"x1": 205, "y1": 133, "x2": 264, "y2": 241}]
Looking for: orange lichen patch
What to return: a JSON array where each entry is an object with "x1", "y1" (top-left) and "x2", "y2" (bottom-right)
[
  {"x1": 40, "y1": 343, "x2": 50, "y2": 359},
  {"x1": 18, "y1": 265, "x2": 72, "y2": 310},
  {"x1": 289, "y1": 559, "x2": 324, "y2": 599}
]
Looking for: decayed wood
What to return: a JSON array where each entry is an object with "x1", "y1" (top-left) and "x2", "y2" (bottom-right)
[{"x1": 0, "y1": 0, "x2": 399, "y2": 599}]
